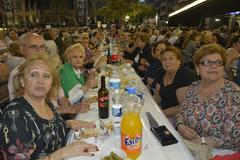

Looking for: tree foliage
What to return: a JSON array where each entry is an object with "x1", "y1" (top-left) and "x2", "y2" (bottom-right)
[{"x1": 97, "y1": 0, "x2": 156, "y2": 24}]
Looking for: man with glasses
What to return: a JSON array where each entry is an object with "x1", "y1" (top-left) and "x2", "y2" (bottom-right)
[
  {"x1": 8, "y1": 33, "x2": 91, "y2": 116},
  {"x1": 8, "y1": 32, "x2": 46, "y2": 100}
]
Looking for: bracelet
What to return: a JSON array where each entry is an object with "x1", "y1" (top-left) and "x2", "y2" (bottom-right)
[
  {"x1": 201, "y1": 137, "x2": 207, "y2": 145},
  {"x1": 175, "y1": 122, "x2": 184, "y2": 131}
]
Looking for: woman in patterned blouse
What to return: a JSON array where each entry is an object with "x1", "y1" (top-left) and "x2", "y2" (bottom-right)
[
  {"x1": 0, "y1": 54, "x2": 98, "y2": 159},
  {"x1": 176, "y1": 44, "x2": 240, "y2": 151}
]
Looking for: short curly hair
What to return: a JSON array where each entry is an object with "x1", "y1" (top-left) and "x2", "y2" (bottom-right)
[
  {"x1": 193, "y1": 43, "x2": 226, "y2": 66},
  {"x1": 63, "y1": 43, "x2": 85, "y2": 62},
  {"x1": 161, "y1": 46, "x2": 182, "y2": 63}
]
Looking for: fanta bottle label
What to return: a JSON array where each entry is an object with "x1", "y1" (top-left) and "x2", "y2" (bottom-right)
[{"x1": 121, "y1": 132, "x2": 142, "y2": 155}]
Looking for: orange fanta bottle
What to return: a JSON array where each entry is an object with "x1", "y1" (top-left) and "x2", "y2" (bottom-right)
[{"x1": 121, "y1": 107, "x2": 142, "y2": 159}]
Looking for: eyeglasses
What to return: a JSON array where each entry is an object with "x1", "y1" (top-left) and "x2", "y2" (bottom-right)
[
  {"x1": 199, "y1": 59, "x2": 224, "y2": 66},
  {"x1": 27, "y1": 44, "x2": 46, "y2": 50}
]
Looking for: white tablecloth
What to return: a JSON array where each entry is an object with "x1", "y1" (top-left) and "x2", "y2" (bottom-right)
[{"x1": 66, "y1": 67, "x2": 194, "y2": 160}]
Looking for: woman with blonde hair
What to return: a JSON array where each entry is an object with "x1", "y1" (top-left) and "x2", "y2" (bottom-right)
[
  {"x1": 47, "y1": 53, "x2": 91, "y2": 115},
  {"x1": 60, "y1": 43, "x2": 97, "y2": 105},
  {"x1": 200, "y1": 31, "x2": 213, "y2": 46},
  {"x1": 1, "y1": 54, "x2": 98, "y2": 159}
]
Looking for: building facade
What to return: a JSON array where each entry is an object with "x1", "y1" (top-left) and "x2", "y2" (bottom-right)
[
  {"x1": 157, "y1": 0, "x2": 175, "y2": 25},
  {"x1": 0, "y1": 0, "x2": 103, "y2": 27}
]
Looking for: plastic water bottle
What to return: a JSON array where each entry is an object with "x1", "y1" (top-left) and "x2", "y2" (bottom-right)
[
  {"x1": 123, "y1": 87, "x2": 141, "y2": 113},
  {"x1": 128, "y1": 79, "x2": 144, "y2": 106},
  {"x1": 112, "y1": 89, "x2": 122, "y2": 135},
  {"x1": 112, "y1": 89, "x2": 122, "y2": 118},
  {"x1": 109, "y1": 70, "x2": 121, "y2": 91}
]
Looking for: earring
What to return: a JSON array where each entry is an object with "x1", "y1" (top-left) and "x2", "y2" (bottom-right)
[
  {"x1": 197, "y1": 72, "x2": 200, "y2": 76},
  {"x1": 20, "y1": 79, "x2": 24, "y2": 87}
]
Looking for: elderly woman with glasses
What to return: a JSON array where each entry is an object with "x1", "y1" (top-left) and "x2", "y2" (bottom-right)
[{"x1": 176, "y1": 44, "x2": 240, "y2": 151}]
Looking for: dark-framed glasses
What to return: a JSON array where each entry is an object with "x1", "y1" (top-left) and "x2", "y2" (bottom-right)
[{"x1": 199, "y1": 59, "x2": 224, "y2": 66}]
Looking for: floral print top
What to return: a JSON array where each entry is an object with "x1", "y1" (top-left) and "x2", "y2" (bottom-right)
[
  {"x1": 176, "y1": 80, "x2": 240, "y2": 151},
  {"x1": 0, "y1": 97, "x2": 67, "y2": 159}
]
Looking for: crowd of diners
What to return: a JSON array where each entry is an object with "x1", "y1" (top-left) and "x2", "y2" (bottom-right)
[{"x1": 0, "y1": 24, "x2": 239, "y2": 159}]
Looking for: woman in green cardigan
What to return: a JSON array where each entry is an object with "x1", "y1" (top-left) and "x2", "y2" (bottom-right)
[{"x1": 60, "y1": 43, "x2": 97, "y2": 104}]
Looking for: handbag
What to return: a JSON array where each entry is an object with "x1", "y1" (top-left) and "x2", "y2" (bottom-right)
[{"x1": 183, "y1": 139, "x2": 212, "y2": 160}]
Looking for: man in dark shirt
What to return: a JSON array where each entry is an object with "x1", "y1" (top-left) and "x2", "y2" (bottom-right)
[{"x1": 50, "y1": 29, "x2": 64, "y2": 59}]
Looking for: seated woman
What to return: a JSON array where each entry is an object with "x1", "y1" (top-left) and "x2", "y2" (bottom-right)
[
  {"x1": 126, "y1": 32, "x2": 154, "y2": 77},
  {"x1": 176, "y1": 44, "x2": 240, "y2": 151},
  {"x1": 154, "y1": 46, "x2": 198, "y2": 119},
  {"x1": 60, "y1": 43, "x2": 97, "y2": 105},
  {"x1": 224, "y1": 34, "x2": 240, "y2": 82},
  {"x1": 0, "y1": 55, "x2": 98, "y2": 159},
  {"x1": 182, "y1": 30, "x2": 200, "y2": 69},
  {"x1": 47, "y1": 53, "x2": 90, "y2": 115},
  {"x1": 145, "y1": 41, "x2": 167, "y2": 91}
]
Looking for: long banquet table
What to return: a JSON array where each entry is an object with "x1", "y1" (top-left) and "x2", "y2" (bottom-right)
[{"x1": 65, "y1": 65, "x2": 194, "y2": 160}]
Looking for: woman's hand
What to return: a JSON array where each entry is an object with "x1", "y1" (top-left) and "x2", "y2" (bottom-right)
[
  {"x1": 147, "y1": 77, "x2": 154, "y2": 86},
  {"x1": 177, "y1": 124, "x2": 199, "y2": 140},
  {"x1": 64, "y1": 141, "x2": 98, "y2": 157},
  {"x1": 88, "y1": 68, "x2": 97, "y2": 78},
  {"x1": 47, "y1": 141, "x2": 98, "y2": 159},
  {"x1": 190, "y1": 137, "x2": 202, "y2": 145},
  {"x1": 85, "y1": 77, "x2": 97, "y2": 90},
  {"x1": 66, "y1": 120, "x2": 96, "y2": 131},
  {"x1": 138, "y1": 65, "x2": 146, "y2": 71},
  {"x1": 190, "y1": 137, "x2": 220, "y2": 148},
  {"x1": 140, "y1": 58, "x2": 150, "y2": 67},
  {"x1": 74, "y1": 101, "x2": 90, "y2": 113}
]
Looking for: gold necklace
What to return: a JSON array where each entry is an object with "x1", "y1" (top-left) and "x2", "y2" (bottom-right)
[
  {"x1": 164, "y1": 73, "x2": 176, "y2": 85},
  {"x1": 23, "y1": 95, "x2": 53, "y2": 120}
]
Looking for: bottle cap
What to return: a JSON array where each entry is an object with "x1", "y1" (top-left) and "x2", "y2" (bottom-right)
[{"x1": 126, "y1": 87, "x2": 136, "y2": 94}]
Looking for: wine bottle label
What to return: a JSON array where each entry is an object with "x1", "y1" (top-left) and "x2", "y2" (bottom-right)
[{"x1": 98, "y1": 96, "x2": 109, "y2": 108}]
